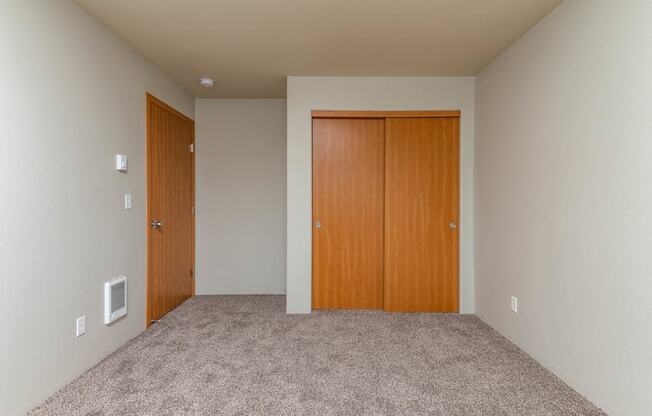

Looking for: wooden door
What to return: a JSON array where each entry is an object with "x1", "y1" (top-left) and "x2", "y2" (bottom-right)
[
  {"x1": 147, "y1": 94, "x2": 194, "y2": 325},
  {"x1": 312, "y1": 118, "x2": 385, "y2": 309},
  {"x1": 384, "y1": 117, "x2": 459, "y2": 312}
]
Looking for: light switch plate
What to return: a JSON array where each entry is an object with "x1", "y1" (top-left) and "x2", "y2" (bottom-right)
[
  {"x1": 115, "y1": 154, "x2": 128, "y2": 172},
  {"x1": 124, "y1": 194, "x2": 132, "y2": 210},
  {"x1": 76, "y1": 316, "x2": 86, "y2": 337},
  {"x1": 511, "y1": 296, "x2": 518, "y2": 314}
]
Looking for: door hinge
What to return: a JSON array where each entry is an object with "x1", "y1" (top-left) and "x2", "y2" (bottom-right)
[
  {"x1": 191, "y1": 206, "x2": 195, "y2": 215},
  {"x1": 190, "y1": 268, "x2": 194, "y2": 277},
  {"x1": 189, "y1": 143, "x2": 194, "y2": 153}
]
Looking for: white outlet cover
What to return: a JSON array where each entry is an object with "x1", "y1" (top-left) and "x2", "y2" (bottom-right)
[
  {"x1": 124, "y1": 193, "x2": 133, "y2": 210},
  {"x1": 76, "y1": 316, "x2": 86, "y2": 337}
]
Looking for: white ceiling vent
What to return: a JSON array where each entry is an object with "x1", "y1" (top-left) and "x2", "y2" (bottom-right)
[{"x1": 104, "y1": 276, "x2": 127, "y2": 324}]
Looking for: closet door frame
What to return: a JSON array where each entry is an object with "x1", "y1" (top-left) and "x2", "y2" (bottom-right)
[
  {"x1": 312, "y1": 110, "x2": 460, "y2": 119},
  {"x1": 311, "y1": 110, "x2": 461, "y2": 312}
]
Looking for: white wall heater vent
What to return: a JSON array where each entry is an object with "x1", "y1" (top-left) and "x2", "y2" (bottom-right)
[{"x1": 104, "y1": 276, "x2": 127, "y2": 324}]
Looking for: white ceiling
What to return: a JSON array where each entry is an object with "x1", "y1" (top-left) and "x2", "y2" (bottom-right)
[{"x1": 75, "y1": 0, "x2": 562, "y2": 98}]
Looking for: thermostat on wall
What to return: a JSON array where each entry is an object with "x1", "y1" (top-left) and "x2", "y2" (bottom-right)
[{"x1": 115, "y1": 154, "x2": 128, "y2": 172}]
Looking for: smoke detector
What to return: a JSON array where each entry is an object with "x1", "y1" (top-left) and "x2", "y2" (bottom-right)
[{"x1": 199, "y1": 77, "x2": 214, "y2": 88}]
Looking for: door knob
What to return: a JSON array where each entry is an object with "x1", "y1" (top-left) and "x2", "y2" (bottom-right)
[
  {"x1": 150, "y1": 220, "x2": 162, "y2": 230},
  {"x1": 449, "y1": 222, "x2": 457, "y2": 230},
  {"x1": 315, "y1": 221, "x2": 321, "y2": 229}
]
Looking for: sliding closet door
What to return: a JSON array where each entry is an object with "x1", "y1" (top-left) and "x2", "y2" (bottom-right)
[
  {"x1": 312, "y1": 118, "x2": 385, "y2": 309},
  {"x1": 384, "y1": 117, "x2": 459, "y2": 312}
]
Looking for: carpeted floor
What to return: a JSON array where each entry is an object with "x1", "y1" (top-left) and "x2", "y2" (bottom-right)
[{"x1": 28, "y1": 296, "x2": 606, "y2": 416}]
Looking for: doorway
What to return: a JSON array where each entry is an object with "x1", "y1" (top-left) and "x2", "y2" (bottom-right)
[{"x1": 146, "y1": 93, "x2": 195, "y2": 326}]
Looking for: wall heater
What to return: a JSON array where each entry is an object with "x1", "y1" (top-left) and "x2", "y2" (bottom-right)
[{"x1": 104, "y1": 276, "x2": 127, "y2": 324}]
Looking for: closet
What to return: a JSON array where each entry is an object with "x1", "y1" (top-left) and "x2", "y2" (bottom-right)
[{"x1": 312, "y1": 111, "x2": 460, "y2": 313}]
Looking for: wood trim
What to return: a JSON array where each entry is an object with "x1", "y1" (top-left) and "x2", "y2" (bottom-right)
[
  {"x1": 190, "y1": 122, "x2": 195, "y2": 298},
  {"x1": 146, "y1": 93, "x2": 195, "y2": 328},
  {"x1": 146, "y1": 94, "x2": 153, "y2": 328},
  {"x1": 311, "y1": 110, "x2": 461, "y2": 119}
]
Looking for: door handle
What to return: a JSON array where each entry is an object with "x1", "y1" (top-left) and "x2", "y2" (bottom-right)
[
  {"x1": 315, "y1": 221, "x2": 321, "y2": 229},
  {"x1": 449, "y1": 222, "x2": 457, "y2": 230},
  {"x1": 150, "y1": 220, "x2": 162, "y2": 230}
]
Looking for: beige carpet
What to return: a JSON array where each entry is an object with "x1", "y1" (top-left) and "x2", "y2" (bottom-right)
[{"x1": 28, "y1": 295, "x2": 606, "y2": 415}]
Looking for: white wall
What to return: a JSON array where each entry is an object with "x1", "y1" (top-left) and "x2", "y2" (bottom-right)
[
  {"x1": 286, "y1": 77, "x2": 475, "y2": 314},
  {"x1": 195, "y1": 99, "x2": 286, "y2": 294},
  {"x1": 475, "y1": 1, "x2": 652, "y2": 415},
  {"x1": 0, "y1": 2, "x2": 193, "y2": 415}
]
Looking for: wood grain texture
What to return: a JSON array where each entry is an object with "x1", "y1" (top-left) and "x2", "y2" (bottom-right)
[
  {"x1": 147, "y1": 94, "x2": 195, "y2": 326},
  {"x1": 312, "y1": 110, "x2": 460, "y2": 119},
  {"x1": 384, "y1": 117, "x2": 459, "y2": 312},
  {"x1": 312, "y1": 118, "x2": 385, "y2": 309}
]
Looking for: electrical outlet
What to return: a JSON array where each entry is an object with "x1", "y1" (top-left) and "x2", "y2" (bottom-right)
[
  {"x1": 511, "y1": 296, "x2": 518, "y2": 314},
  {"x1": 76, "y1": 316, "x2": 86, "y2": 337}
]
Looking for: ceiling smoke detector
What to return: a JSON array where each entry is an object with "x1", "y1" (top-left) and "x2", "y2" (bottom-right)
[{"x1": 199, "y1": 77, "x2": 214, "y2": 88}]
